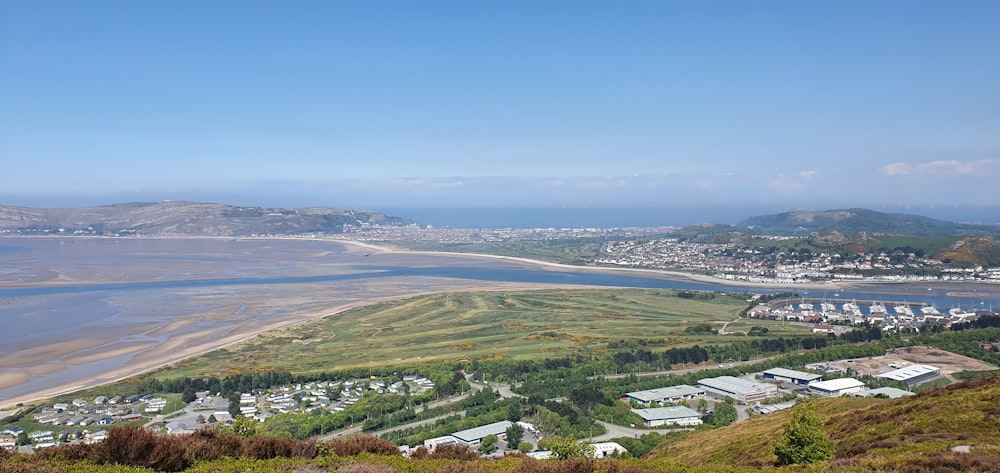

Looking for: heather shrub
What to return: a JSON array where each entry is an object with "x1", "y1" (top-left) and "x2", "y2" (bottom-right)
[
  {"x1": 324, "y1": 435, "x2": 399, "y2": 457},
  {"x1": 409, "y1": 445, "x2": 430, "y2": 459},
  {"x1": 244, "y1": 435, "x2": 290, "y2": 460},
  {"x1": 101, "y1": 425, "x2": 159, "y2": 466},
  {"x1": 33, "y1": 442, "x2": 97, "y2": 463},
  {"x1": 336, "y1": 462, "x2": 398, "y2": 473},
  {"x1": 183, "y1": 428, "x2": 244, "y2": 462},
  {"x1": 440, "y1": 461, "x2": 488, "y2": 473},
  {"x1": 511, "y1": 457, "x2": 596, "y2": 473},
  {"x1": 147, "y1": 434, "x2": 191, "y2": 472},
  {"x1": 428, "y1": 444, "x2": 479, "y2": 460}
]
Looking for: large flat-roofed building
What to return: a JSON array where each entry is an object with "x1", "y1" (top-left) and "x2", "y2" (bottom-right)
[
  {"x1": 876, "y1": 364, "x2": 940, "y2": 386},
  {"x1": 452, "y1": 421, "x2": 513, "y2": 447},
  {"x1": 698, "y1": 376, "x2": 779, "y2": 404},
  {"x1": 625, "y1": 385, "x2": 705, "y2": 407},
  {"x1": 762, "y1": 368, "x2": 823, "y2": 386},
  {"x1": 632, "y1": 406, "x2": 704, "y2": 427},
  {"x1": 807, "y1": 378, "x2": 866, "y2": 397},
  {"x1": 858, "y1": 387, "x2": 915, "y2": 399}
]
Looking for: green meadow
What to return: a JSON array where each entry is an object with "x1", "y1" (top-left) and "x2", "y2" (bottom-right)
[{"x1": 159, "y1": 288, "x2": 810, "y2": 378}]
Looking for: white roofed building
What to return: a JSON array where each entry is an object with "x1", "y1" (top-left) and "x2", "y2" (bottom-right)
[
  {"x1": 762, "y1": 368, "x2": 823, "y2": 386},
  {"x1": 698, "y1": 376, "x2": 779, "y2": 404},
  {"x1": 632, "y1": 406, "x2": 703, "y2": 427},
  {"x1": 877, "y1": 364, "x2": 940, "y2": 386},
  {"x1": 451, "y1": 421, "x2": 513, "y2": 447},
  {"x1": 625, "y1": 385, "x2": 705, "y2": 406},
  {"x1": 807, "y1": 378, "x2": 866, "y2": 397},
  {"x1": 859, "y1": 387, "x2": 915, "y2": 399},
  {"x1": 589, "y1": 442, "x2": 628, "y2": 458}
]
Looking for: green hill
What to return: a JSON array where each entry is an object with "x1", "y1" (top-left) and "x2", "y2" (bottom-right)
[
  {"x1": 739, "y1": 208, "x2": 1000, "y2": 237},
  {"x1": 647, "y1": 374, "x2": 1000, "y2": 471}
]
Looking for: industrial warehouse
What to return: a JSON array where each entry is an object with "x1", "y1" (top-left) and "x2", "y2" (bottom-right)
[
  {"x1": 625, "y1": 385, "x2": 705, "y2": 406},
  {"x1": 807, "y1": 378, "x2": 867, "y2": 397},
  {"x1": 698, "y1": 376, "x2": 779, "y2": 404},
  {"x1": 762, "y1": 368, "x2": 823, "y2": 385},
  {"x1": 631, "y1": 406, "x2": 704, "y2": 427},
  {"x1": 876, "y1": 364, "x2": 941, "y2": 386}
]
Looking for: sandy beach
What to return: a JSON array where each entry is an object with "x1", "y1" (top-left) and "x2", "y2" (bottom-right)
[{"x1": 1, "y1": 237, "x2": 997, "y2": 409}]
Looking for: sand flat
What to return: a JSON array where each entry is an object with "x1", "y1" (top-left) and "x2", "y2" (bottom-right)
[{"x1": 2, "y1": 236, "x2": 998, "y2": 408}]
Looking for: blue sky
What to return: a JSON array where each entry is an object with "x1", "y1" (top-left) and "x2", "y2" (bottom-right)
[{"x1": 2, "y1": 1, "x2": 999, "y2": 215}]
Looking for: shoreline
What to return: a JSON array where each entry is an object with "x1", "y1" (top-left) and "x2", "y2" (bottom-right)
[{"x1": 2, "y1": 236, "x2": 998, "y2": 409}]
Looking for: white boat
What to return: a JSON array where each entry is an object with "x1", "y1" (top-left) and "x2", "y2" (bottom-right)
[
  {"x1": 920, "y1": 305, "x2": 941, "y2": 316},
  {"x1": 869, "y1": 303, "x2": 887, "y2": 315},
  {"x1": 842, "y1": 301, "x2": 862, "y2": 316},
  {"x1": 894, "y1": 304, "x2": 914, "y2": 318}
]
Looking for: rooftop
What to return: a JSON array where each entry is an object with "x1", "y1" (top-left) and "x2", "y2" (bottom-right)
[
  {"x1": 452, "y1": 420, "x2": 513, "y2": 442},
  {"x1": 808, "y1": 378, "x2": 866, "y2": 392},
  {"x1": 698, "y1": 376, "x2": 775, "y2": 395},
  {"x1": 632, "y1": 406, "x2": 702, "y2": 421},
  {"x1": 626, "y1": 385, "x2": 703, "y2": 402},
  {"x1": 861, "y1": 387, "x2": 916, "y2": 399},
  {"x1": 763, "y1": 368, "x2": 823, "y2": 381},
  {"x1": 877, "y1": 364, "x2": 940, "y2": 381}
]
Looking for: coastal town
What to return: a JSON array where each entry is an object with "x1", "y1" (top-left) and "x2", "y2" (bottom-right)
[{"x1": 330, "y1": 223, "x2": 1000, "y2": 285}]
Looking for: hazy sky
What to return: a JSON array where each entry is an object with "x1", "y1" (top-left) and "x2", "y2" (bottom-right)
[{"x1": 2, "y1": 1, "x2": 999, "y2": 212}]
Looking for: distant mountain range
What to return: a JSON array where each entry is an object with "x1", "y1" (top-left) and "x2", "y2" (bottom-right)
[
  {"x1": 0, "y1": 201, "x2": 413, "y2": 237},
  {"x1": 738, "y1": 208, "x2": 1000, "y2": 237}
]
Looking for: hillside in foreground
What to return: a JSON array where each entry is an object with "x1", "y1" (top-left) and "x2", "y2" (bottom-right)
[
  {"x1": 4, "y1": 375, "x2": 1000, "y2": 472},
  {"x1": 647, "y1": 374, "x2": 1000, "y2": 471}
]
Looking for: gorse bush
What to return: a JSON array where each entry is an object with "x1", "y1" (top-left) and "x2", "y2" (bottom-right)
[{"x1": 772, "y1": 402, "x2": 834, "y2": 465}]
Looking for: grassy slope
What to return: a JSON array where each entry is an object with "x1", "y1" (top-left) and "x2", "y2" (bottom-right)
[
  {"x1": 647, "y1": 374, "x2": 1000, "y2": 471},
  {"x1": 9, "y1": 376, "x2": 1000, "y2": 472},
  {"x1": 157, "y1": 288, "x2": 805, "y2": 379}
]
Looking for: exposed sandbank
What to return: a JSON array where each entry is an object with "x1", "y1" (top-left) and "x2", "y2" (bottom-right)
[{"x1": 2, "y1": 237, "x2": 996, "y2": 409}]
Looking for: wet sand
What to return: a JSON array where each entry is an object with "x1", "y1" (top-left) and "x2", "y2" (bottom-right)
[{"x1": 1, "y1": 236, "x2": 997, "y2": 408}]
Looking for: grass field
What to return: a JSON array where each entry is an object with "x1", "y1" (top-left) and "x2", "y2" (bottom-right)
[{"x1": 157, "y1": 288, "x2": 809, "y2": 379}]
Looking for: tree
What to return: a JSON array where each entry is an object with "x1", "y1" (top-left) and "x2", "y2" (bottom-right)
[
  {"x1": 713, "y1": 400, "x2": 738, "y2": 427},
  {"x1": 229, "y1": 416, "x2": 258, "y2": 439},
  {"x1": 772, "y1": 402, "x2": 835, "y2": 465},
  {"x1": 207, "y1": 414, "x2": 218, "y2": 423},
  {"x1": 518, "y1": 441, "x2": 534, "y2": 453},
  {"x1": 181, "y1": 387, "x2": 196, "y2": 403},
  {"x1": 697, "y1": 399, "x2": 709, "y2": 412},
  {"x1": 196, "y1": 414, "x2": 206, "y2": 424},
  {"x1": 480, "y1": 434, "x2": 498, "y2": 453},
  {"x1": 547, "y1": 436, "x2": 595, "y2": 459},
  {"x1": 507, "y1": 399, "x2": 524, "y2": 422},
  {"x1": 506, "y1": 424, "x2": 523, "y2": 448}
]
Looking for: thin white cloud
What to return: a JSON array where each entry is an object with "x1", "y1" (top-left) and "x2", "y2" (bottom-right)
[{"x1": 880, "y1": 159, "x2": 1000, "y2": 177}]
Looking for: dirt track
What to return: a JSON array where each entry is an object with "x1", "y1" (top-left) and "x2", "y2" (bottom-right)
[{"x1": 821, "y1": 345, "x2": 996, "y2": 377}]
